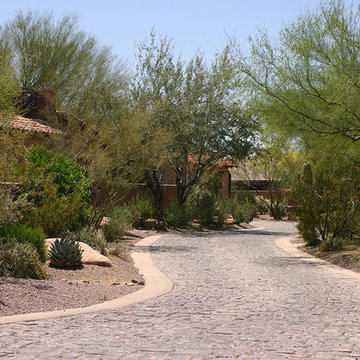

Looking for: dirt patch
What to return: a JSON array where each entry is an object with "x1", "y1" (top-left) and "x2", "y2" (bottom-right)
[{"x1": 299, "y1": 243, "x2": 360, "y2": 274}]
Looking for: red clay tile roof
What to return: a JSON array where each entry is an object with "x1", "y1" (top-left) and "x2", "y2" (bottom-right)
[{"x1": 11, "y1": 116, "x2": 63, "y2": 134}]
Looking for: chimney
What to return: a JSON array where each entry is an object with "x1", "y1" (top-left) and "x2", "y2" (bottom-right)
[{"x1": 19, "y1": 89, "x2": 60, "y2": 130}]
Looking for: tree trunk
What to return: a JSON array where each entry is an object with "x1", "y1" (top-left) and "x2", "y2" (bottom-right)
[{"x1": 145, "y1": 169, "x2": 164, "y2": 211}]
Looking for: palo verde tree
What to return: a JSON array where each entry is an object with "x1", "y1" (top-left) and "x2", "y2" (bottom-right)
[
  {"x1": 133, "y1": 32, "x2": 257, "y2": 207},
  {"x1": 0, "y1": 52, "x2": 19, "y2": 123},
  {"x1": 0, "y1": 11, "x2": 127, "y2": 123},
  {"x1": 238, "y1": 0, "x2": 360, "y2": 143}
]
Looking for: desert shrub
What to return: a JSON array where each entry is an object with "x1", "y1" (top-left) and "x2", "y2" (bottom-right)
[
  {"x1": 229, "y1": 191, "x2": 257, "y2": 224},
  {"x1": 0, "y1": 190, "x2": 26, "y2": 226},
  {"x1": 319, "y1": 237, "x2": 345, "y2": 252},
  {"x1": 216, "y1": 197, "x2": 233, "y2": 226},
  {"x1": 256, "y1": 196, "x2": 268, "y2": 215},
  {"x1": 28, "y1": 146, "x2": 92, "y2": 203},
  {"x1": 128, "y1": 196, "x2": 155, "y2": 228},
  {"x1": 287, "y1": 212, "x2": 297, "y2": 221},
  {"x1": 291, "y1": 156, "x2": 360, "y2": 244},
  {"x1": 109, "y1": 243, "x2": 129, "y2": 260},
  {"x1": 234, "y1": 190, "x2": 257, "y2": 206},
  {"x1": 256, "y1": 195, "x2": 286, "y2": 220},
  {"x1": 217, "y1": 197, "x2": 234, "y2": 216},
  {"x1": 187, "y1": 188, "x2": 217, "y2": 226},
  {"x1": 232, "y1": 204, "x2": 254, "y2": 224},
  {"x1": 164, "y1": 204, "x2": 192, "y2": 228},
  {"x1": 64, "y1": 226, "x2": 107, "y2": 255},
  {"x1": 0, "y1": 223, "x2": 47, "y2": 262},
  {"x1": 267, "y1": 200, "x2": 287, "y2": 220},
  {"x1": 22, "y1": 146, "x2": 92, "y2": 236},
  {"x1": 0, "y1": 239, "x2": 48, "y2": 279},
  {"x1": 25, "y1": 182, "x2": 89, "y2": 237},
  {"x1": 103, "y1": 207, "x2": 133, "y2": 242},
  {"x1": 186, "y1": 188, "x2": 257, "y2": 228}
]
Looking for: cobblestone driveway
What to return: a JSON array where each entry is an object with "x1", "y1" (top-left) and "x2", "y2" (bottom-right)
[{"x1": 1, "y1": 220, "x2": 360, "y2": 359}]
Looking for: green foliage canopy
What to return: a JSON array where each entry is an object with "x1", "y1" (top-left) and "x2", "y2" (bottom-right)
[
  {"x1": 133, "y1": 32, "x2": 257, "y2": 205},
  {"x1": 238, "y1": 0, "x2": 360, "y2": 143}
]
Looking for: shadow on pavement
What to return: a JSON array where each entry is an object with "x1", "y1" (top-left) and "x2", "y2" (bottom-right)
[
  {"x1": 133, "y1": 245, "x2": 197, "y2": 253},
  {"x1": 255, "y1": 256, "x2": 329, "y2": 269}
]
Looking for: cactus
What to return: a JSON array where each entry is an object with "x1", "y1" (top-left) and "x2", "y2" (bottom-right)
[
  {"x1": 49, "y1": 238, "x2": 83, "y2": 268},
  {"x1": 301, "y1": 162, "x2": 319, "y2": 245}
]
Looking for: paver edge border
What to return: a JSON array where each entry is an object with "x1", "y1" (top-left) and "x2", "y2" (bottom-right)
[
  {"x1": 0, "y1": 235, "x2": 173, "y2": 325},
  {"x1": 276, "y1": 236, "x2": 360, "y2": 280}
]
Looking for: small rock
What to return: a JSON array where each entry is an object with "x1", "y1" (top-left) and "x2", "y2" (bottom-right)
[{"x1": 144, "y1": 218, "x2": 167, "y2": 230}]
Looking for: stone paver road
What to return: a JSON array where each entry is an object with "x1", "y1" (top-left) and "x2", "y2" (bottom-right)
[{"x1": 1, "y1": 220, "x2": 360, "y2": 359}]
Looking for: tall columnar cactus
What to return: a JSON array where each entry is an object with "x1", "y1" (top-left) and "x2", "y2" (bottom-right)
[
  {"x1": 49, "y1": 238, "x2": 83, "y2": 268},
  {"x1": 301, "y1": 162, "x2": 319, "y2": 245}
]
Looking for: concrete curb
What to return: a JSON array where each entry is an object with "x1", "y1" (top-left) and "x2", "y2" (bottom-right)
[
  {"x1": 276, "y1": 236, "x2": 360, "y2": 280},
  {"x1": 0, "y1": 235, "x2": 174, "y2": 325}
]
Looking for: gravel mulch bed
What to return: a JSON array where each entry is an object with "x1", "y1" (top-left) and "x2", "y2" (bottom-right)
[
  {"x1": 0, "y1": 254, "x2": 145, "y2": 317},
  {"x1": 0, "y1": 230, "x2": 155, "y2": 317}
]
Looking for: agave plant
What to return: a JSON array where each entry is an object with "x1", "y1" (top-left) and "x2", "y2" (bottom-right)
[{"x1": 49, "y1": 238, "x2": 83, "y2": 268}]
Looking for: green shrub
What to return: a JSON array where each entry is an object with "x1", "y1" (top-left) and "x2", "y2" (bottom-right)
[
  {"x1": 0, "y1": 239, "x2": 48, "y2": 279},
  {"x1": 291, "y1": 157, "x2": 360, "y2": 243},
  {"x1": 0, "y1": 190, "x2": 25, "y2": 226},
  {"x1": 164, "y1": 204, "x2": 192, "y2": 228},
  {"x1": 256, "y1": 196, "x2": 268, "y2": 215},
  {"x1": 234, "y1": 190, "x2": 257, "y2": 206},
  {"x1": 232, "y1": 202, "x2": 257, "y2": 224},
  {"x1": 129, "y1": 196, "x2": 155, "y2": 228},
  {"x1": 216, "y1": 197, "x2": 234, "y2": 226},
  {"x1": 187, "y1": 188, "x2": 217, "y2": 226},
  {"x1": 287, "y1": 212, "x2": 297, "y2": 221},
  {"x1": 109, "y1": 243, "x2": 129, "y2": 260},
  {"x1": 319, "y1": 237, "x2": 345, "y2": 252},
  {"x1": 103, "y1": 207, "x2": 133, "y2": 242},
  {"x1": 28, "y1": 146, "x2": 92, "y2": 203},
  {"x1": 0, "y1": 223, "x2": 47, "y2": 262},
  {"x1": 24, "y1": 183, "x2": 89, "y2": 237},
  {"x1": 23, "y1": 146, "x2": 92, "y2": 236},
  {"x1": 64, "y1": 226, "x2": 107, "y2": 255},
  {"x1": 227, "y1": 191, "x2": 257, "y2": 224},
  {"x1": 268, "y1": 201, "x2": 287, "y2": 220},
  {"x1": 49, "y1": 238, "x2": 83, "y2": 268}
]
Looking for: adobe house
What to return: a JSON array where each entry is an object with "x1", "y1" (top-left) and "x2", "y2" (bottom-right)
[
  {"x1": 0, "y1": 89, "x2": 64, "y2": 146},
  {"x1": 230, "y1": 164, "x2": 295, "y2": 211},
  {"x1": 11, "y1": 88, "x2": 88, "y2": 135}
]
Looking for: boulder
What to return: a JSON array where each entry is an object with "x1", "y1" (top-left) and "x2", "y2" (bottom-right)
[{"x1": 46, "y1": 238, "x2": 112, "y2": 267}]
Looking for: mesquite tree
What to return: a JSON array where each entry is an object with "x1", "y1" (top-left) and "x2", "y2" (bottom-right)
[{"x1": 133, "y1": 32, "x2": 257, "y2": 207}]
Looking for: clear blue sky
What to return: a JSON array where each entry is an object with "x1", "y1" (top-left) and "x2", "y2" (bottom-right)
[{"x1": 0, "y1": 0, "x2": 357, "y2": 67}]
